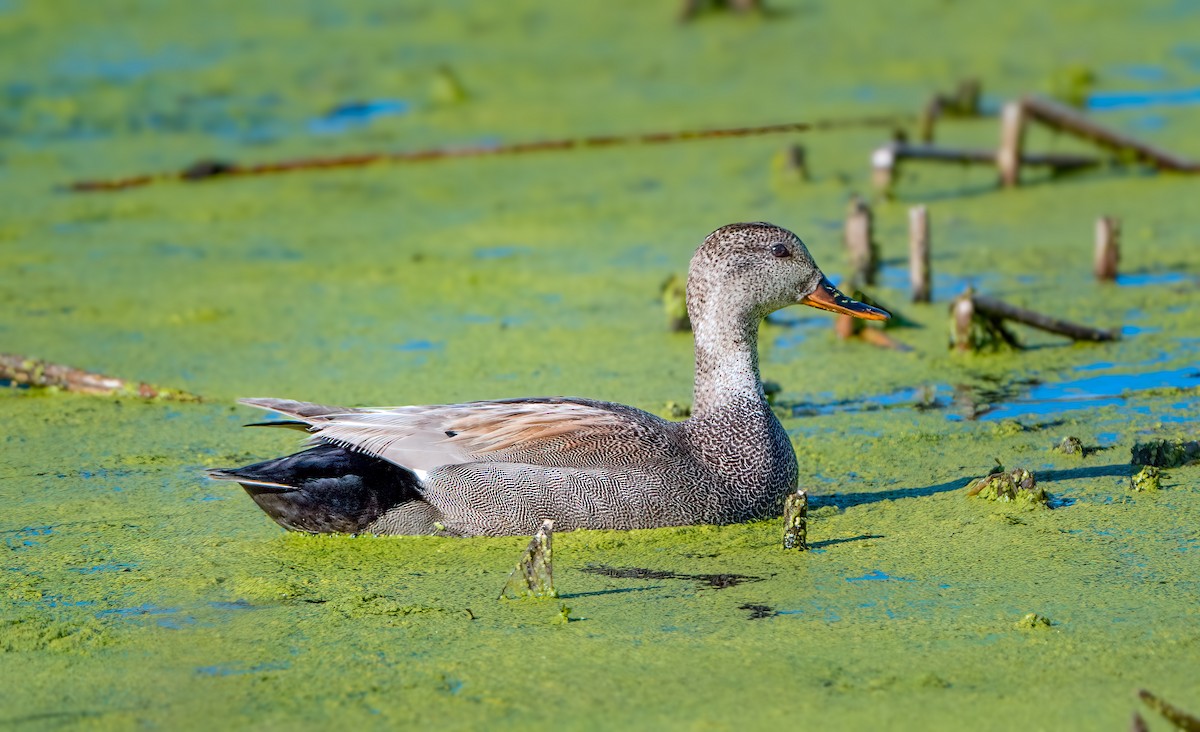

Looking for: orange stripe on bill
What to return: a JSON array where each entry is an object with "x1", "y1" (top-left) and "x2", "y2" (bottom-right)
[{"x1": 799, "y1": 277, "x2": 890, "y2": 321}]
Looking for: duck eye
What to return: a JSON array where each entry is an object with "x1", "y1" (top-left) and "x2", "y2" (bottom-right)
[{"x1": 770, "y1": 243, "x2": 791, "y2": 258}]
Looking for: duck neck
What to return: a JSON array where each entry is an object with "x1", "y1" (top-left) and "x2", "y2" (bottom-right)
[{"x1": 690, "y1": 300, "x2": 766, "y2": 416}]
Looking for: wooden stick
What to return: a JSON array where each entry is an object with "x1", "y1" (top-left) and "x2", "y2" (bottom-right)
[
  {"x1": 1023, "y1": 96, "x2": 1200, "y2": 172},
  {"x1": 997, "y1": 101, "x2": 1028, "y2": 187},
  {"x1": 972, "y1": 294, "x2": 1119, "y2": 342},
  {"x1": 909, "y1": 205, "x2": 931, "y2": 303},
  {"x1": 68, "y1": 113, "x2": 910, "y2": 193},
  {"x1": 870, "y1": 141, "x2": 1099, "y2": 194},
  {"x1": 1137, "y1": 689, "x2": 1200, "y2": 732},
  {"x1": 0, "y1": 353, "x2": 202, "y2": 401},
  {"x1": 1094, "y1": 216, "x2": 1120, "y2": 281},
  {"x1": 843, "y1": 195, "x2": 877, "y2": 286}
]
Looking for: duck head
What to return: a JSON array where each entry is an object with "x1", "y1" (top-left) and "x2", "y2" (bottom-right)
[{"x1": 687, "y1": 222, "x2": 890, "y2": 323}]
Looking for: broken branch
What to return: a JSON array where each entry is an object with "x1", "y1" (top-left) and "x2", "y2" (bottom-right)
[
  {"x1": 0, "y1": 353, "x2": 202, "y2": 401},
  {"x1": 971, "y1": 294, "x2": 1119, "y2": 342}
]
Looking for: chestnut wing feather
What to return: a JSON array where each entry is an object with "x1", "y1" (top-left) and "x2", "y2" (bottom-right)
[{"x1": 290, "y1": 397, "x2": 678, "y2": 473}]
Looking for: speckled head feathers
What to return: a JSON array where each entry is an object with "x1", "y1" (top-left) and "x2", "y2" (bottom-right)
[{"x1": 687, "y1": 222, "x2": 825, "y2": 320}]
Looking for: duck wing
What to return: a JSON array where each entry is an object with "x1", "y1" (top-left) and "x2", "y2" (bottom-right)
[{"x1": 239, "y1": 396, "x2": 681, "y2": 473}]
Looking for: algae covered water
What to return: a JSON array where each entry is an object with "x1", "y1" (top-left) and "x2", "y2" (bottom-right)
[{"x1": 2, "y1": 1, "x2": 1199, "y2": 729}]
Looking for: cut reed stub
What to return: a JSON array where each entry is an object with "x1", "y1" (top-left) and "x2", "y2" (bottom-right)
[
  {"x1": 500, "y1": 520, "x2": 557, "y2": 600},
  {"x1": 843, "y1": 195, "x2": 877, "y2": 286},
  {"x1": 1094, "y1": 216, "x2": 1120, "y2": 281},
  {"x1": 909, "y1": 205, "x2": 931, "y2": 303},
  {"x1": 782, "y1": 489, "x2": 808, "y2": 551},
  {"x1": 996, "y1": 101, "x2": 1028, "y2": 188}
]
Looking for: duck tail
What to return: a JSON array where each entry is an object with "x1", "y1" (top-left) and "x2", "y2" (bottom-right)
[{"x1": 207, "y1": 443, "x2": 424, "y2": 534}]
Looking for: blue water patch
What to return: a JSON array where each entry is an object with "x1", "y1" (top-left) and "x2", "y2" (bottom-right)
[
  {"x1": 1131, "y1": 115, "x2": 1167, "y2": 132},
  {"x1": 846, "y1": 570, "x2": 912, "y2": 582},
  {"x1": 766, "y1": 310, "x2": 822, "y2": 329},
  {"x1": 1087, "y1": 87, "x2": 1200, "y2": 111},
  {"x1": 97, "y1": 604, "x2": 181, "y2": 621},
  {"x1": 878, "y1": 265, "x2": 988, "y2": 301},
  {"x1": 309, "y1": 99, "x2": 410, "y2": 135},
  {"x1": 1112, "y1": 65, "x2": 1170, "y2": 83},
  {"x1": 68, "y1": 562, "x2": 136, "y2": 574},
  {"x1": 978, "y1": 367, "x2": 1200, "y2": 422},
  {"x1": 196, "y1": 661, "x2": 290, "y2": 677},
  {"x1": 1116, "y1": 271, "x2": 1193, "y2": 287},
  {"x1": 210, "y1": 599, "x2": 257, "y2": 611},
  {"x1": 1120, "y1": 325, "x2": 1162, "y2": 337},
  {"x1": 3, "y1": 525, "x2": 53, "y2": 551},
  {"x1": 773, "y1": 332, "x2": 808, "y2": 349},
  {"x1": 473, "y1": 246, "x2": 528, "y2": 260},
  {"x1": 394, "y1": 339, "x2": 443, "y2": 352},
  {"x1": 157, "y1": 616, "x2": 196, "y2": 630},
  {"x1": 52, "y1": 47, "x2": 218, "y2": 82}
]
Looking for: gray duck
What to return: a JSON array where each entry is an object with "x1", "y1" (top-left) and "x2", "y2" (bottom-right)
[{"x1": 208, "y1": 222, "x2": 888, "y2": 536}]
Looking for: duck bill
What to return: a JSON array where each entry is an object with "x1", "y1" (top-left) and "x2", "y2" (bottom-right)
[{"x1": 799, "y1": 277, "x2": 890, "y2": 321}]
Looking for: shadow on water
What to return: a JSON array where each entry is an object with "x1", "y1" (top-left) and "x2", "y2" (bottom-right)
[
  {"x1": 815, "y1": 475, "x2": 974, "y2": 510},
  {"x1": 580, "y1": 565, "x2": 762, "y2": 590},
  {"x1": 1037, "y1": 463, "x2": 1133, "y2": 482},
  {"x1": 809, "y1": 534, "x2": 882, "y2": 550},
  {"x1": 817, "y1": 463, "x2": 1131, "y2": 510},
  {"x1": 558, "y1": 585, "x2": 664, "y2": 599}
]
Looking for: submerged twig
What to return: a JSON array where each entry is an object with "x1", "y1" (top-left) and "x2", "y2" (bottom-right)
[
  {"x1": 843, "y1": 195, "x2": 878, "y2": 286},
  {"x1": 0, "y1": 353, "x2": 202, "y2": 401},
  {"x1": 67, "y1": 114, "x2": 911, "y2": 192},
  {"x1": 835, "y1": 291, "x2": 912, "y2": 351}
]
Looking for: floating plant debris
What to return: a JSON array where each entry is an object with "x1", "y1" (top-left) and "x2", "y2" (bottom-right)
[
  {"x1": 1131, "y1": 439, "x2": 1200, "y2": 468},
  {"x1": 782, "y1": 489, "x2": 808, "y2": 551},
  {"x1": 1014, "y1": 612, "x2": 1053, "y2": 629},
  {"x1": 1056, "y1": 436, "x2": 1084, "y2": 456},
  {"x1": 500, "y1": 520, "x2": 557, "y2": 600},
  {"x1": 1130, "y1": 466, "x2": 1162, "y2": 492},
  {"x1": 738, "y1": 603, "x2": 777, "y2": 620},
  {"x1": 966, "y1": 464, "x2": 1048, "y2": 508}
]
